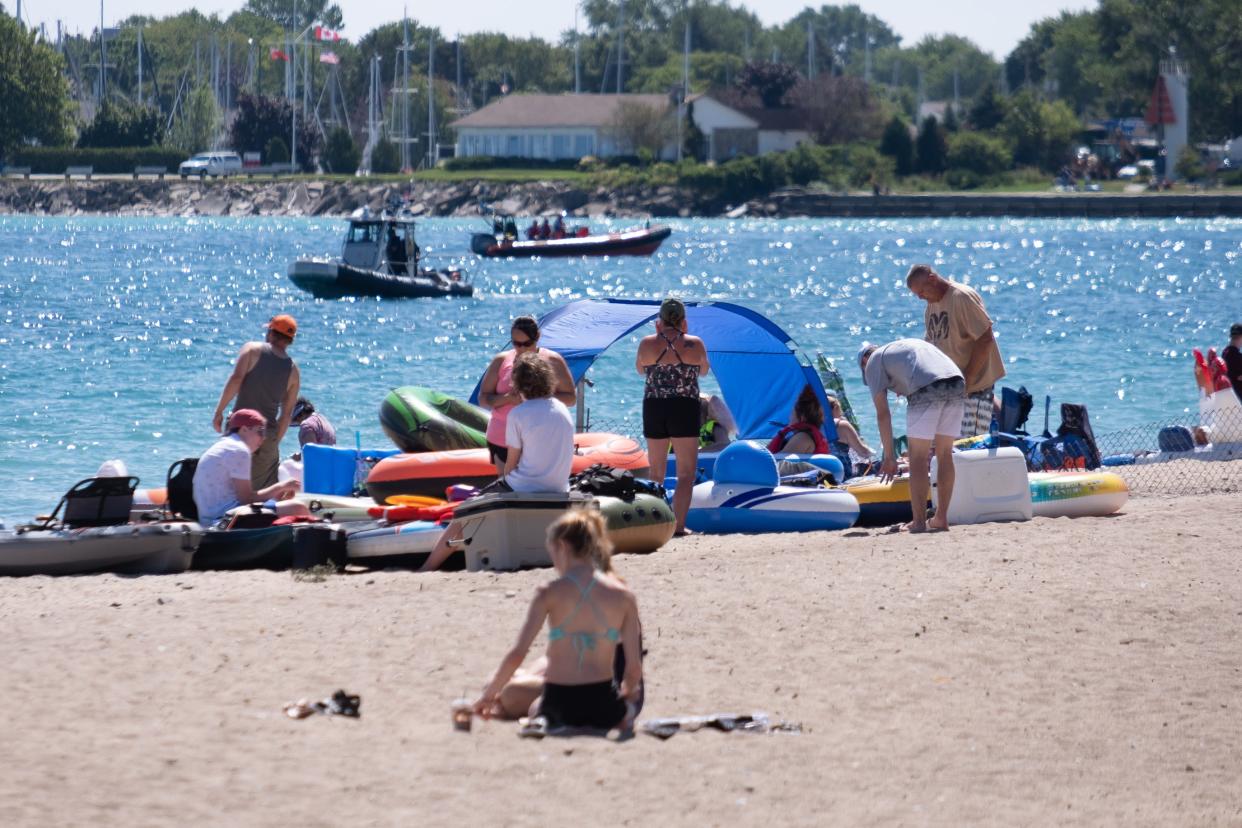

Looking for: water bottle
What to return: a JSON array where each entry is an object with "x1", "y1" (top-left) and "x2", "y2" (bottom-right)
[{"x1": 352, "y1": 431, "x2": 369, "y2": 496}]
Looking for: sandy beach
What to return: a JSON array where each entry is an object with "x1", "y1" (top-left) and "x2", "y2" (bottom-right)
[{"x1": 1, "y1": 492, "x2": 1239, "y2": 826}]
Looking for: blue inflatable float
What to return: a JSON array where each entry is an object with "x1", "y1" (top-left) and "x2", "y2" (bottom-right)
[{"x1": 684, "y1": 441, "x2": 859, "y2": 534}]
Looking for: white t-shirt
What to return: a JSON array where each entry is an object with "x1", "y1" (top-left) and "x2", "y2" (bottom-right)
[
  {"x1": 193, "y1": 434, "x2": 253, "y2": 524},
  {"x1": 504, "y1": 397, "x2": 574, "y2": 493}
]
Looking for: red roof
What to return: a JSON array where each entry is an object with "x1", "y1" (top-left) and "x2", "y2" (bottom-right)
[{"x1": 1145, "y1": 76, "x2": 1176, "y2": 126}]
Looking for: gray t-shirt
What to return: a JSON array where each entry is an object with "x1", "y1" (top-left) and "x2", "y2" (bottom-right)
[{"x1": 864, "y1": 338, "x2": 963, "y2": 398}]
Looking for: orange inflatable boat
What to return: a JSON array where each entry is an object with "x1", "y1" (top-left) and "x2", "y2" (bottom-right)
[{"x1": 365, "y1": 432, "x2": 649, "y2": 502}]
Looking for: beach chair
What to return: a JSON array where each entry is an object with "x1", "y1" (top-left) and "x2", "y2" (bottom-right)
[
  {"x1": 165, "y1": 458, "x2": 200, "y2": 521},
  {"x1": 39, "y1": 476, "x2": 139, "y2": 529}
]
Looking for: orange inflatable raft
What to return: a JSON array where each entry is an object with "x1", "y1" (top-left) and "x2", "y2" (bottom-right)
[{"x1": 365, "y1": 432, "x2": 650, "y2": 502}]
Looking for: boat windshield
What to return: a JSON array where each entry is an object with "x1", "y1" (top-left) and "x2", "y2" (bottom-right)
[{"x1": 347, "y1": 222, "x2": 380, "y2": 244}]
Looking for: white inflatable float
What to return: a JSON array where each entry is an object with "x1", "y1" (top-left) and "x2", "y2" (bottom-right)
[
  {"x1": 685, "y1": 441, "x2": 859, "y2": 534},
  {"x1": 1029, "y1": 471, "x2": 1129, "y2": 518}
]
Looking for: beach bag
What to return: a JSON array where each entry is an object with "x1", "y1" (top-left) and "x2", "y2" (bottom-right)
[
  {"x1": 1055, "y1": 403, "x2": 1101, "y2": 469},
  {"x1": 570, "y1": 464, "x2": 638, "y2": 501}
]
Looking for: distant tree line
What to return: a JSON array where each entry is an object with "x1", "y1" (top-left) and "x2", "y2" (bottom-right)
[{"x1": 2, "y1": 1, "x2": 1240, "y2": 184}]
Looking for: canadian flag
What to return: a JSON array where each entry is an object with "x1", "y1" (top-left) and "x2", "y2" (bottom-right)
[
  {"x1": 314, "y1": 26, "x2": 341, "y2": 42},
  {"x1": 319, "y1": 51, "x2": 340, "y2": 65},
  {"x1": 269, "y1": 47, "x2": 289, "y2": 61}
]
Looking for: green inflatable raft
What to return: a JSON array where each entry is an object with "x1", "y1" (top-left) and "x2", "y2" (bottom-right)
[{"x1": 380, "y1": 386, "x2": 491, "y2": 453}]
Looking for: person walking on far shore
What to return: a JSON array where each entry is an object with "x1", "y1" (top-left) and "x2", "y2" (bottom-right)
[
  {"x1": 906, "y1": 265, "x2": 1005, "y2": 438},
  {"x1": 211, "y1": 314, "x2": 301, "y2": 490}
]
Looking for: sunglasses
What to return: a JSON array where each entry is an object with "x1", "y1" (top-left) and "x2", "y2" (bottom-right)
[
  {"x1": 511, "y1": 337, "x2": 536, "y2": 348},
  {"x1": 248, "y1": 425, "x2": 267, "y2": 437}
]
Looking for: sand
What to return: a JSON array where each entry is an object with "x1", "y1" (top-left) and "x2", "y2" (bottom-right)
[{"x1": 2, "y1": 493, "x2": 1240, "y2": 826}]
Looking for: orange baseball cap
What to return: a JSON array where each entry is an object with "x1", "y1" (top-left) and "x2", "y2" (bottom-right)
[{"x1": 268, "y1": 314, "x2": 297, "y2": 339}]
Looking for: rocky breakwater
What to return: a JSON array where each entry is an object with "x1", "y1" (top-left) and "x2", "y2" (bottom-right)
[{"x1": 0, "y1": 178, "x2": 710, "y2": 218}]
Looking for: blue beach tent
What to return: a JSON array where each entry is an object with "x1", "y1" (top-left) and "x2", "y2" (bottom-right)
[{"x1": 471, "y1": 298, "x2": 838, "y2": 444}]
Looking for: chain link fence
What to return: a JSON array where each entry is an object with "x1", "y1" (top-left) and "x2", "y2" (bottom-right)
[{"x1": 1094, "y1": 400, "x2": 1242, "y2": 498}]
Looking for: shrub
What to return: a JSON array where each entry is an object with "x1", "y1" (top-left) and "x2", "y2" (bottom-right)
[
  {"x1": 879, "y1": 116, "x2": 914, "y2": 177},
  {"x1": 323, "y1": 127, "x2": 360, "y2": 174},
  {"x1": 78, "y1": 102, "x2": 164, "y2": 149},
  {"x1": 264, "y1": 137, "x2": 290, "y2": 164},
  {"x1": 946, "y1": 131, "x2": 1012, "y2": 176},
  {"x1": 370, "y1": 137, "x2": 400, "y2": 174},
  {"x1": 944, "y1": 168, "x2": 983, "y2": 190},
  {"x1": 9, "y1": 146, "x2": 188, "y2": 174},
  {"x1": 914, "y1": 115, "x2": 947, "y2": 174}
]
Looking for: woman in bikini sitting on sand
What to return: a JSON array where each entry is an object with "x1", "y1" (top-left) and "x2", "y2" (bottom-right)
[{"x1": 473, "y1": 509, "x2": 643, "y2": 734}]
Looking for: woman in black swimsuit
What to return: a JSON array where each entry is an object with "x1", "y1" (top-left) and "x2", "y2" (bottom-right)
[{"x1": 635, "y1": 298, "x2": 711, "y2": 536}]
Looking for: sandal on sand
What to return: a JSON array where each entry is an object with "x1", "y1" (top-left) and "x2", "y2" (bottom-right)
[
  {"x1": 283, "y1": 689, "x2": 361, "y2": 720},
  {"x1": 518, "y1": 716, "x2": 548, "y2": 739}
]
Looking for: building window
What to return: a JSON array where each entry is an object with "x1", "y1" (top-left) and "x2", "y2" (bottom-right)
[
  {"x1": 574, "y1": 135, "x2": 593, "y2": 157},
  {"x1": 552, "y1": 134, "x2": 570, "y2": 158},
  {"x1": 507, "y1": 135, "x2": 521, "y2": 156}
]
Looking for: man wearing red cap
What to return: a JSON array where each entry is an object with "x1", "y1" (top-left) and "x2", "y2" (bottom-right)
[
  {"x1": 212, "y1": 315, "x2": 301, "y2": 489},
  {"x1": 193, "y1": 409, "x2": 304, "y2": 525}
]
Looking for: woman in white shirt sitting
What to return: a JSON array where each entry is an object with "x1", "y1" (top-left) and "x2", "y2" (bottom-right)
[{"x1": 419, "y1": 354, "x2": 574, "y2": 572}]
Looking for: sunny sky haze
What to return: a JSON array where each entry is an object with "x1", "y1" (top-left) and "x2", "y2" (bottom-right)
[{"x1": 26, "y1": 0, "x2": 1096, "y2": 60}]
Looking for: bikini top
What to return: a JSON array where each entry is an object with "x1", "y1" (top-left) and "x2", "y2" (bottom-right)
[
  {"x1": 644, "y1": 332, "x2": 700, "y2": 400},
  {"x1": 547, "y1": 571, "x2": 621, "y2": 670}
]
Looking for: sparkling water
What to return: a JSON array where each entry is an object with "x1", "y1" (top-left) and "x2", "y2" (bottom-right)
[{"x1": 1, "y1": 215, "x2": 1238, "y2": 520}]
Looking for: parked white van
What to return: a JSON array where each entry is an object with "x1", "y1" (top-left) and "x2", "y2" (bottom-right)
[{"x1": 178, "y1": 152, "x2": 244, "y2": 178}]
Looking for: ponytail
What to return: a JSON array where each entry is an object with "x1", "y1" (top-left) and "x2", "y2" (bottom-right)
[{"x1": 547, "y1": 507, "x2": 613, "y2": 573}]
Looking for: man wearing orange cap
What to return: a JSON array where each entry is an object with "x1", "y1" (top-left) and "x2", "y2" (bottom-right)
[{"x1": 212, "y1": 315, "x2": 301, "y2": 489}]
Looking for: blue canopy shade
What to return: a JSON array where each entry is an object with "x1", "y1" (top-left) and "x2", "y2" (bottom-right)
[{"x1": 471, "y1": 298, "x2": 837, "y2": 443}]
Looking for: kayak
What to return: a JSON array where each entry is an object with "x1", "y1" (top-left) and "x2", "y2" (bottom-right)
[
  {"x1": 366, "y1": 432, "x2": 649, "y2": 503},
  {"x1": 0, "y1": 521, "x2": 201, "y2": 576}
]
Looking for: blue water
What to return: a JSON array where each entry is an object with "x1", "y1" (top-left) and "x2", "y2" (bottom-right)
[{"x1": 1, "y1": 215, "x2": 1238, "y2": 521}]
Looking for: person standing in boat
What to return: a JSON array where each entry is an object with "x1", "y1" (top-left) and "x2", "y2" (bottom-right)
[
  {"x1": 636, "y1": 298, "x2": 711, "y2": 537},
  {"x1": 211, "y1": 314, "x2": 301, "y2": 490},
  {"x1": 478, "y1": 315, "x2": 577, "y2": 475},
  {"x1": 386, "y1": 227, "x2": 408, "y2": 275}
]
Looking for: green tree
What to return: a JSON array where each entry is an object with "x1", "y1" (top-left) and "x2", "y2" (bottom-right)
[
  {"x1": 946, "y1": 131, "x2": 1012, "y2": 175},
  {"x1": 78, "y1": 102, "x2": 164, "y2": 148},
  {"x1": 879, "y1": 115, "x2": 914, "y2": 176},
  {"x1": 323, "y1": 126, "x2": 359, "y2": 173},
  {"x1": 735, "y1": 60, "x2": 800, "y2": 107},
  {"x1": 683, "y1": 101, "x2": 706, "y2": 161},
  {"x1": 1174, "y1": 149, "x2": 1205, "y2": 181},
  {"x1": 969, "y1": 82, "x2": 1006, "y2": 131},
  {"x1": 169, "y1": 85, "x2": 220, "y2": 153},
  {"x1": 914, "y1": 115, "x2": 947, "y2": 174},
  {"x1": 1000, "y1": 90, "x2": 1078, "y2": 170},
  {"x1": 770, "y1": 5, "x2": 902, "y2": 78},
  {"x1": 0, "y1": 12, "x2": 74, "y2": 159},
  {"x1": 243, "y1": 0, "x2": 343, "y2": 30},
  {"x1": 370, "y1": 136, "x2": 400, "y2": 173},
  {"x1": 265, "y1": 136, "x2": 289, "y2": 163},
  {"x1": 230, "y1": 93, "x2": 319, "y2": 167}
]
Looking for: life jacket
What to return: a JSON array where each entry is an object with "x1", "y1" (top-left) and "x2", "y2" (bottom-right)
[
  {"x1": 767, "y1": 422, "x2": 829, "y2": 455},
  {"x1": 699, "y1": 418, "x2": 720, "y2": 449}
]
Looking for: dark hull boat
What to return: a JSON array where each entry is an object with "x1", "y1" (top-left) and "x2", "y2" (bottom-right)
[
  {"x1": 471, "y1": 224, "x2": 671, "y2": 258},
  {"x1": 288, "y1": 260, "x2": 472, "y2": 300}
]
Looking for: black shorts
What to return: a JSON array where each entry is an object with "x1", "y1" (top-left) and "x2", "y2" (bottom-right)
[
  {"x1": 643, "y1": 397, "x2": 700, "y2": 440},
  {"x1": 540, "y1": 681, "x2": 628, "y2": 731},
  {"x1": 486, "y1": 441, "x2": 508, "y2": 464}
]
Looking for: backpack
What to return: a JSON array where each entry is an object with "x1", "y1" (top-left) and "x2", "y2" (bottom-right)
[
  {"x1": 999, "y1": 386, "x2": 1034, "y2": 434},
  {"x1": 569, "y1": 464, "x2": 639, "y2": 501},
  {"x1": 1157, "y1": 426, "x2": 1194, "y2": 453}
]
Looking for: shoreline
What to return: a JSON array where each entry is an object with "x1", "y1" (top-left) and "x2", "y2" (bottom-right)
[
  {"x1": 1, "y1": 491, "x2": 1237, "y2": 824},
  {"x1": 2, "y1": 179, "x2": 1241, "y2": 219}
]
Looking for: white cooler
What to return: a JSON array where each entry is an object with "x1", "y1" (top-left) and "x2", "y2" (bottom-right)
[
  {"x1": 931, "y1": 446, "x2": 1032, "y2": 525},
  {"x1": 445, "y1": 491, "x2": 597, "y2": 572}
]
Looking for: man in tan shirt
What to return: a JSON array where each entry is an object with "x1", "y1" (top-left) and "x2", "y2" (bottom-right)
[{"x1": 906, "y1": 265, "x2": 1005, "y2": 438}]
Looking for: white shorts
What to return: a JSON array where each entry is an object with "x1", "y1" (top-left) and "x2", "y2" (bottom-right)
[{"x1": 907, "y1": 397, "x2": 966, "y2": 441}]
